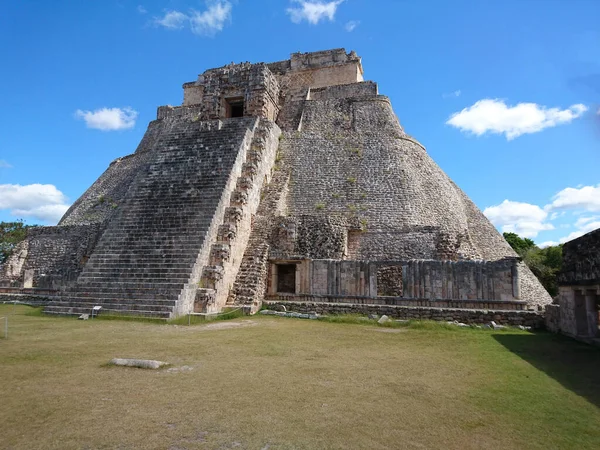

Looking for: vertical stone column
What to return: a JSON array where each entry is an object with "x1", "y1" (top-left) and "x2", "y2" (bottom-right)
[
  {"x1": 368, "y1": 262, "x2": 377, "y2": 298},
  {"x1": 512, "y1": 263, "x2": 521, "y2": 300},
  {"x1": 23, "y1": 269, "x2": 34, "y2": 288}
]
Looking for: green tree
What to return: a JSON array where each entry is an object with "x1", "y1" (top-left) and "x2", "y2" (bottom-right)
[
  {"x1": 502, "y1": 232, "x2": 536, "y2": 255},
  {"x1": 0, "y1": 221, "x2": 33, "y2": 264},
  {"x1": 503, "y1": 232, "x2": 562, "y2": 297}
]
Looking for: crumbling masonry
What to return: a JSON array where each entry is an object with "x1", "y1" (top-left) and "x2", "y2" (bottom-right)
[{"x1": 0, "y1": 49, "x2": 552, "y2": 325}]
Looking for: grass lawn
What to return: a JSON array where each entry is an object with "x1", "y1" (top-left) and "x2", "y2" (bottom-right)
[{"x1": 1, "y1": 304, "x2": 599, "y2": 450}]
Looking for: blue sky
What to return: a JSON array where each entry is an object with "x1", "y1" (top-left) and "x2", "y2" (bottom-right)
[{"x1": 0, "y1": 0, "x2": 598, "y2": 247}]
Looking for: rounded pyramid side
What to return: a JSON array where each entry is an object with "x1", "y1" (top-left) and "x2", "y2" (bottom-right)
[{"x1": 284, "y1": 93, "x2": 552, "y2": 306}]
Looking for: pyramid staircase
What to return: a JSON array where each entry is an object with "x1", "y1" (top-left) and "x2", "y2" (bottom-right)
[
  {"x1": 194, "y1": 120, "x2": 281, "y2": 313},
  {"x1": 276, "y1": 87, "x2": 309, "y2": 131},
  {"x1": 44, "y1": 117, "x2": 260, "y2": 318}
]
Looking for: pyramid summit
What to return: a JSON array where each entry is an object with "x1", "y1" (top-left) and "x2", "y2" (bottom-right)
[{"x1": 1, "y1": 48, "x2": 552, "y2": 323}]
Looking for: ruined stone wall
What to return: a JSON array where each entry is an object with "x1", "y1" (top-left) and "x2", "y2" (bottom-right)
[
  {"x1": 1, "y1": 224, "x2": 103, "y2": 288},
  {"x1": 266, "y1": 293, "x2": 526, "y2": 311},
  {"x1": 280, "y1": 95, "x2": 491, "y2": 262},
  {"x1": 270, "y1": 215, "x2": 354, "y2": 260},
  {"x1": 182, "y1": 82, "x2": 204, "y2": 106},
  {"x1": 266, "y1": 49, "x2": 363, "y2": 93},
  {"x1": 182, "y1": 64, "x2": 280, "y2": 121},
  {"x1": 545, "y1": 230, "x2": 600, "y2": 339},
  {"x1": 309, "y1": 82, "x2": 377, "y2": 100},
  {"x1": 269, "y1": 258, "x2": 520, "y2": 303},
  {"x1": 545, "y1": 304, "x2": 561, "y2": 333},
  {"x1": 264, "y1": 300, "x2": 544, "y2": 328},
  {"x1": 270, "y1": 86, "x2": 552, "y2": 308},
  {"x1": 157, "y1": 104, "x2": 203, "y2": 120},
  {"x1": 556, "y1": 287, "x2": 579, "y2": 336},
  {"x1": 559, "y1": 228, "x2": 600, "y2": 286}
]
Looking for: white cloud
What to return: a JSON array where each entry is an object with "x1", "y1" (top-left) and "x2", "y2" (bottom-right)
[
  {"x1": 549, "y1": 211, "x2": 569, "y2": 220},
  {"x1": 137, "y1": 5, "x2": 147, "y2": 14},
  {"x1": 486, "y1": 185, "x2": 600, "y2": 245},
  {"x1": 546, "y1": 184, "x2": 600, "y2": 212},
  {"x1": 155, "y1": 10, "x2": 188, "y2": 29},
  {"x1": 446, "y1": 99, "x2": 588, "y2": 140},
  {"x1": 75, "y1": 107, "x2": 138, "y2": 131},
  {"x1": 287, "y1": 1, "x2": 344, "y2": 25},
  {"x1": 574, "y1": 216, "x2": 600, "y2": 228},
  {"x1": 190, "y1": 1, "x2": 232, "y2": 36},
  {"x1": 483, "y1": 200, "x2": 554, "y2": 238},
  {"x1": 0, "y1": 160, "x2": 12, "y2": 168},
  {"x1": 345, "y1": 20, "x2": 359, "y2": 32},
  {"x1": 0, "y1": 184, "x2": 70, "y2": 224},
  {"x1": 443, "y1": 90, "x2": 461, "y2": 99},
  {"x1": 154, "y1": 2, "x2": 232, "y2": 36}
]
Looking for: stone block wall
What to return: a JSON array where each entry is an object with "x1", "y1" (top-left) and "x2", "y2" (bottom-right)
[
  {"x1": 264, "y1": 300, "x2": 545, "y2": 328},
  {"x1": 559, "y1": 228, "x2": 600, "y2": 286},
  {"x1": 182, "y1": 82, "x2": 204, "y2": 106},
  {"x1": 157, "y1": 105, "x2": 203, "y2": 120},
  {"x1": 182, "y1": 64, "x2": 280, "y2": 122},
  {"x1": 267, "y1": 258, "x2": 522, "y2": 303},
  {"x1": 309, "y1": 82, "x2": 378, "y2": 100},
  {"x1": 545, "y1": 304, "x2": 561, "y2": 333},
  {"x1": 274, "y1": 91, "x2": 552, "y2": 309},
  {"x1": 547, "y1": 230, "x2": 600, "y2": 340},
  {"x1": 270, "y1": 215, "x2": 353, "y2": 260},
  {"x1": 1, "y1": 224, "x2": 103, "y2": 288}
]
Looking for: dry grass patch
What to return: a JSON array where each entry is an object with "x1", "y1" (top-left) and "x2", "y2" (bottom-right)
[{"x1": 0, "y1": 305, "x2": 599, "y2": 449}]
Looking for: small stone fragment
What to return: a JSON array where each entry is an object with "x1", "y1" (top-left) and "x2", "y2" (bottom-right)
[
  {"x1": 109, "y1": 358, "x2": 169, "y2": 369},
  {"x1": 377, "y1": 315, "x2": 390, "y2": 324}
]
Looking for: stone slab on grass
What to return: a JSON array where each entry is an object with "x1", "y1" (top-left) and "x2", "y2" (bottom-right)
[{"x1": 109, "y1": 358, "x2": 169, "y2": 370}]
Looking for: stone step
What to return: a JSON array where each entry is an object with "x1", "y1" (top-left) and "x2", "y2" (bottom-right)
[
  {"x1": 91, "y1": 245, "x2": 203, "y2": 252},
  {"x1": 77, "y1": 274, "x2": 190, "y2": 283},
  {"x1": 81, "y1": 267, "x2": 193, "y2": 275},
  {"x1": 73, "y1": 281, "x2": 185, "y2": 290},
  {"x1": 86, "y1": 256, "x2": 198, "y2": 264},
  {"x1": 88, "y1": 249, "x2": 201, "y2": 256},
  {"x1": 84, "y1": 262, "x2": 194, "y2": 270},
  {"x1": 44, "y1": 306, "x2": 171, "y2": 319},
  {"x1": 64, "y1": 290, "x2": 178, "y2": 300},
  {"x1": 58, "y1": 296, "x2": 177, "y2": 306},
  {"x1": 47, "y1": 300, "x2": 174, "y2": 312}
]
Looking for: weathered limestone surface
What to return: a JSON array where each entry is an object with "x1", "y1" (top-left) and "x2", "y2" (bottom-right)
[
  {"x1": 284, "y1": 259, "x2": 521, "y2": 301},
  {"x1": 1, "y1": 48, "x2": 553, "y2": 320},
  {"x1": 0, "y1": 225, "x2": 103, "y2": 288},
  {"x1": 559, "y1": 228, "x2": 600, "y2": 286},
  {"x1": 548, "y1": 229, "x2": 600, "y2": 340},
  {"x1": 265, "y1": 86, "x2": 551, "y2": 308},
  {"x1": 264, "y1": 301, "x2": 544, "y2": 328},
  {"x1": 45, "y1": 117, "x2": 261, "y2": 318}
]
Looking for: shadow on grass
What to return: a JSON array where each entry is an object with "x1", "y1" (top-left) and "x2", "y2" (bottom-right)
[{"x1": 494, "y1": 332, "x2": 600, "y2": 408}]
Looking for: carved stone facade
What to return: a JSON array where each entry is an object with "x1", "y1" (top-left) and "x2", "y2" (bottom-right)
[
  {"x1": 0, "y1": 49, "x2": 552, "y2": 321},
  {"x1": 547, "y1": 229, "x2": 600, "y2": 342}
]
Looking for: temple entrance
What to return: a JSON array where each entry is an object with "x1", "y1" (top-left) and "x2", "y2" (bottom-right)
[
  {"x1": 276, "y1": 264, "x2": 296, "y2": 293},
  {"x1": 226, "y1": 97, "x2": 244, "y2": 118}
]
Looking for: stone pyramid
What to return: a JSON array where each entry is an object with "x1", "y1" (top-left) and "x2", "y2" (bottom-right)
[{"x1": 0, "y1": 49, "x2": 551, "y2": 323}]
